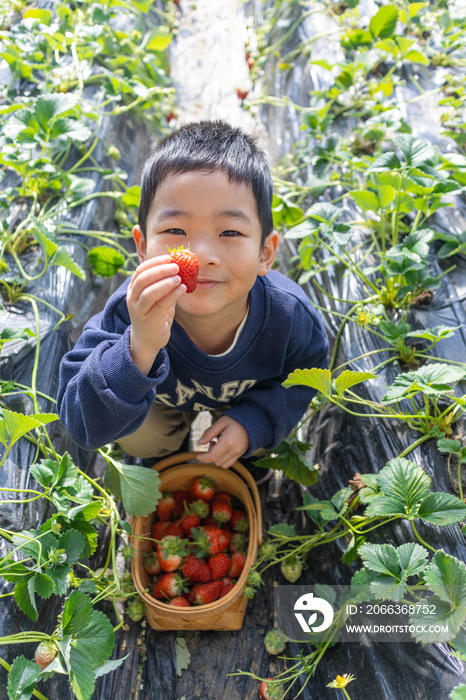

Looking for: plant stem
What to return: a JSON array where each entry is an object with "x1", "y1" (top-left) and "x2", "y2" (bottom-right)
[{"x1": 410, "y1": 520, "x2": 436, "y2": 553}]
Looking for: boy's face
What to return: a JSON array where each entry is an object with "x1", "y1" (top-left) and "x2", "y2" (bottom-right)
[{"x1": 132, "y1": 169, "x2": 278, "y2": 322}]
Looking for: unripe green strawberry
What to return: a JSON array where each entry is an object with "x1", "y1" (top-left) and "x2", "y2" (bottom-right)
[
  {"x1": 34, "y1": 641, "x2": 57, "y2": 670},
  {"x1": 168, "y1": 245, "x2": 199, "y2": 293},
  {"x1": 126, "y1": 597, "x2": 145, "y2": 621},
  {"x1": 264, "y1": 628, "x2": 288, "y2": 655},
  {"x1": 280, "y1": 555, "x2": 302, "y2": 583},
  {"x1": 259, "y1": 678, "x2": 285, "y2": 700}
]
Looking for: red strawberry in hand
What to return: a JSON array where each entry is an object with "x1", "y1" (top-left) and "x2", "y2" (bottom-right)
[{"x1": 168, "y1": 245, "x2": 199, "y2": 293}]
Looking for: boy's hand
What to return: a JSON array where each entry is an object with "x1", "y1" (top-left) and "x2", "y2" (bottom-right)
[
  {"x1": 197, "y1": 415, "x2": 250, "y2": 469},
  {"x1": 127, "y1": 255, "x2": 186, "y2": 375}
]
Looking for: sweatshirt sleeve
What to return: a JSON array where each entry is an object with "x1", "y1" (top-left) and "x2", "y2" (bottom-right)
[
  {"x1": 226, "y1": 300, "x2": 328, "y2": 457},
  {"x1": 57, "y1": 312, "x2": 169, "y2": 451}
]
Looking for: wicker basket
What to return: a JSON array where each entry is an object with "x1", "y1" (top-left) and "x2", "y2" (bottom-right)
[{"x1": 130, "y1": 451, "x2": 263, "y2": 631}]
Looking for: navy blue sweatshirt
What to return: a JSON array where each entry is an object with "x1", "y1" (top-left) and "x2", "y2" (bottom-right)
[{"x1": 57, "y1": 269, "x2": 328, "y2": 456}]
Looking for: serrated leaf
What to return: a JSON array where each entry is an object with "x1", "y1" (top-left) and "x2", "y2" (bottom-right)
[
  {"x1": 297, "y1": 500, "x2": 339, "y2": 523},
  {"x1": 379, "y1": 320, "x2": 411, "y2": 342},
  {"x1": 88, "y1": 246, "x2": 125, "y2": 278},
  {"x1": 7, "y1": 655, "x2": 40, "y2": 700},
  {"x1": 395, "y1": 134, "x2": 436, "y2": 166},
  {"x1": 305, "y1": 202, "x2": 341, "y2": 224},
  {"x1": 396, "y1": 542, "x2": 429, "y2": 577},
  {"x1": 59, "y1": 529, "x2": 87, "y2": 565},
  {"x1": 367, "y1": 151, "x2": 401, "y2": 173},
  {"x1": 94, "y1": 654, "x2": 129, "y2": 679},
  {"x1": 334, "y1": 370, "x2": 375, "y2": 397},
  {"x1": 0, "y1": 409, "x2": 58, "y2": 449},
  {"x1": 418, "y1": 492, "x2": 466, "y2": 525},
  {"x1": 62, "y1": 590, "x2": 93, "y2": 636},
  {"x1": 104, "y1": 461, "x2": 161, "y2": 517},
  {"x1": 175, "y1": 636, "x2": 191, "y2": 676},
  {"x1": 33, "y1": 572, "x2": 55, "y2": 599},
  {"x1": 69, "y1": 608, "x2": 116, "y2": 700},
  {"x1": 14, "y1": 578, "x2": 37, "y2": 621},
  {"x1": 359, "y1": 543, "x2": 400, "y2": 576},
  {"x1": 369, "y1": 6, "x2": 399, "y2": 38},
  {"x1": 410, "y1": 598, "x2": 465, "y2": 643},
  {"x1": 404, "y1": 49, "x2": 429, "y2": 64},
  {"x1": 382, "y1": 363, "x2": 466, "y2": 403},
  {"x1": 268, "y1": 523, "x2": 298, "y2": 537},
  {"x1": 0, "y1": 561, "x2": 32, "y2": 582},
  {"x1": 437, "y1": 437, "x2": 465, "y2": 458},
  {"x1": 283, "y1": 367, "x2": 332, "y2": 397},
  {"x1": 366, "y1": 458, "x2": 430, "y2": 519},
  {"x1": 51, "y1": 246, "x2": 86, "y2": 280},
  {"x1": 350, "y1": 190, "x2": 379, "y2": 212},
  {"x1": 34, "y1": 93, "x2": 79, "y2": 131},
  {"x1": 254, "y1": 438, "x2": 318, "y2": 486},
  {"x1": 407, "y1": 325, "x2": 459, "y2": 342}
]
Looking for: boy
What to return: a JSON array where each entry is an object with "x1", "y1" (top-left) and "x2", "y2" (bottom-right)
[{"x1": 57, "y1": 121, "x2": 328, "y2": 469}]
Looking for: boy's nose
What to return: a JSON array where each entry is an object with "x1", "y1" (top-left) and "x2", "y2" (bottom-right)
[{"x1": 193, "y1": 240, "x2": 220, "y2": 267}]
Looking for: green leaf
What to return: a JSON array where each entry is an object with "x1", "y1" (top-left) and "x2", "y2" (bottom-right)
[
  {"x1": 62, "y1": 590, "x2": 93, "y2": 636},
  {"x1": 366, "y1": 458, "x2": 430, "y2": 519},
  {"x1": 14, "y1": 578, "x2": 38, "y2": 621},
  {"x1": 407, "y1": 325, "x2": 459, "y2": 343},
  {"x1": 297, "y1": 499, "x2": 339, "y2": 523},
  {"x1": 366, "y1": 151, "x2": 401, "y2": 173},
  {"x1": 350, "y1": 190, "x2": 379, "y2": 212},
  {"x1": 175, "y1": 635, "x2": 191, "y2": 676},
  {"x1": 396, "y1": 542, "x2": 429, "y2": 577},
  {"x1": 437, "y1": 437, "x2": 465, "y2": 458},
  {"x1": 141, "y1": 29, "x2": 172, "y2": 52},
  {"x1": 33, "y1": 572, "x2": 55, "y2": 599},
  {"x1": 451, "y1": 685, "x2": 466, "y2": 700},
  {"x1": 410, "y1": 551, "x2": 466, "y2": 643},
  {"x1": 382, "y1": 363, "x2": 466, "y2": 403},
  {"x1": 395, "y1": 134, "x2": 436, "y2": 167},
  {"x1": 23, "y1": 8, "x2": 52, "y2": 24},
  {"x1": 33, "y1": 220, "x2": 86, "y2": 280},
  {"x1": 359, "y1": 542, "x2": 400, "y2": 576},
  {"x1": 59, "y1": 529, "x2": 87, "y2": 565},
  {"x1": 88, "y1": 246, "x2": 125, "y2": 277},
  {"x1": 283, "y1": 367, "x2": 332, "y2": 397},
  {"x1": 121, "y1": 185, "x2": 141, "y2": 208},
  {"x1": 305, "y1": 202, "x2": 341, "y2": 224},
  {"x1": 103, "y1": 461, "x2": 161, "y2": 517},
  {"x1": 369, "y1": 6, "x2": 399, "y2": 38},
  {"x1": 7, "y1": 656, "x2": 40, "y2": 700},
  {"x1": 0, "y1": 409, "x2": 57, "y2": 449},
  {"x1": 68, "y1": 605, "x2": 116, "y2": 700},
  {"x1": 34, "y1": 93, "x2": 79, "y2": 132},
  {"x1": 403, "y1": 49, "x2": 429, "y2": 65},
  {"x1": 379, "y1": 320, "x2": 411, "y2": 342},
  {"x1": 254, "y1": 438, "x2": 318, "y2": 486},
  {"x1": 334, "y1": 370, "x2": 376, "y2": 397},
  {"x1": 94, "y1": 654, "x2": 129, "y2": 679},
  {"x1": 0, "y1": 561, "x2": 32, "y2": 582},
  {"x1": 417, "y1": 492, "x2": 466, "y2": 525},
  {"x1": 268, "y1": 523, "x2": 298, "y2": 537}
]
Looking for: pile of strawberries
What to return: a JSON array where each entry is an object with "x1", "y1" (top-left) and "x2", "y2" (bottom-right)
[{"x1": 144, "y1": 474, "x2": 249, "y2": 607}]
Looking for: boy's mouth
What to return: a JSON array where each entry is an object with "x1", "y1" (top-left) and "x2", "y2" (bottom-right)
[{"x1": 195, "y1": 278, "x2": 221, "y2": 289}]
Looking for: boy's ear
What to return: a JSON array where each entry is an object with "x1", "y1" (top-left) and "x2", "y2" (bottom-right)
[
  {"x1": 132, "y1": 225, "x2": 147, "y2": 263},
  {"x1": 257, "y1": 230, "x2": 279, "y2": 276}
]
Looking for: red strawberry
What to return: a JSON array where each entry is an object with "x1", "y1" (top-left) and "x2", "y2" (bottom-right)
[
  {"x1": 259, "y1": 678, "x2": 285, "y2": 700},
  {"x1": 172, "y1": 490, "x2": 192, "y2": 518},
  {"x1": 192, "y1": 526, "x2": 231, "y2": 557},
  {"x1": 191, "y1": 580, "x2": 223, "y2": 605},
  {"x1": 236, "y1": 87, "x2": 249, "y2": 100},
  {"x1": 181, "y1": 553, "x2": 212, "y2": 583},
  {"x1": 156, "y1": 535, "x2": 187, "y2": 572},
  {"x1": 190, "y1": 475, "x2": 216, "y2": 502},
  {"x1": 34, "y1": 641, "x2": 57, "y2": 670},
  {"x1": 152, "y1": 572, "x2": 186, "y2": 600},
  {"x1": 143, "y1": 552, "x2": 161, "y2": 576},
  {"x1": 181, "y1": 499, "x2": 209, "y2": 536},
  {"x1": 170, "y1": 596, "x2": 191, "y2": 607},
  {"x1": 156, "y1": 492, "x2": 175, "y2": 521},
  {"x1": 229, "y1": 550, "x2": 246, "y2": 578},
  {"x1": 212, "y1": 499, "x2": 232, "y2": 525},
  {"x1": 151, "y1": 520, "x2": 169, "y2": 541},
  {"x1": 208, "y1": 552, "x2": 231, "y2": 580},
  {"x1": 219, "y1": 582, "x2": 236, "y2": 598},
  {"x1": 169, "y1": 245, "x2": 199, "y2": 293},
  {"x1": 231, "y1": 509, "x2": 249, "y2": 532},
  {"x1": 212, "y1": 492, "x2": 231, "y2": 504},
  {"x1": 165, "y1": 520, "x2": 184, "y2": 538}
]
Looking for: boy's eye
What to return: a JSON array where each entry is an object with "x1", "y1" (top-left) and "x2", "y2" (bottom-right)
[
  {"x1": 221, "y1": 230, "x2": 241, "y2": 237},
  {"x1": 165, "y1": 228, "x2": 186, "y2": 236}
]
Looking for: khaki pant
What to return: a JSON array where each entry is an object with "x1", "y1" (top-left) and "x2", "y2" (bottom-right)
[{"x1": 117, "y1": 402, "x2": 195, "y2": 459}]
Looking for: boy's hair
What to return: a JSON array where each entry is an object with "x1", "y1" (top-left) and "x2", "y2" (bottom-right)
[{"x1": 138, "y1": 120, "x2": 274, "y2": 247}]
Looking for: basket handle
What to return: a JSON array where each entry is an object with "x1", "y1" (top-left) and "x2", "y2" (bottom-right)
[{"x1": 152, "y1": 452, "x2": 263, "y2": 546}]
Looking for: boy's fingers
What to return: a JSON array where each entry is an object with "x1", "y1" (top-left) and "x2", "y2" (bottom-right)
[{"x1": 128, "y1": 263, "x2": 180, "y2": 299}]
